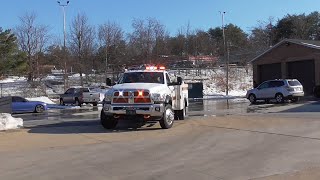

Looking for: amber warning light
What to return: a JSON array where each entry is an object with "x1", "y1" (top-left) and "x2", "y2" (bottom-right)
[{"x1": 145, "y1": 66, "x2": 165, "y2": 70}]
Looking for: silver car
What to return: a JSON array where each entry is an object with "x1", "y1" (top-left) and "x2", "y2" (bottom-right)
[{"x1": 246, "y1": 79, "x2": 304, "y2": 104}]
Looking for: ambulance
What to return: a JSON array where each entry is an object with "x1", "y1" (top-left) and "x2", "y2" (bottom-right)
[{"x1": 101, "y1": 65, "x2": 188, "y2": 129}]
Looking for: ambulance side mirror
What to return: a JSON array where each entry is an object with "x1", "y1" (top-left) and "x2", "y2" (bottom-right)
[
  {"x1": 177, "y1": 77, "x2": 182, "y2": 85},
  {"x1": 106, "y1": 78, "x2": 112, "y2": 86}
]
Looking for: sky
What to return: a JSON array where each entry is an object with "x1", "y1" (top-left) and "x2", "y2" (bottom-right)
[{"x1": 1, "y1": 0, "x2": 320, "y2": 40}]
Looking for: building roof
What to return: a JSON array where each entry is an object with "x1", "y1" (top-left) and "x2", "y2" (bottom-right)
[{"x1": 250, "y1": 39, "x2": 320, "y2": 63}]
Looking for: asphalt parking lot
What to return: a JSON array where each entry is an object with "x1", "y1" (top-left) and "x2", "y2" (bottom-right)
[
  {"x1": 2, "y1": 98, "x2": 320, "y2": 180},
  {"x1": 13, "y1": 98, "x2": 250, "y2": 127},
  {"x1": 13, "y1": 98, "x2": 320, "y2": 128}
]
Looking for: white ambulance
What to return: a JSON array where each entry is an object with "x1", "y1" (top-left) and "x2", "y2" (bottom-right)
[{"x1": 101, "y1": 66, "x2": 188, "y2": 129}]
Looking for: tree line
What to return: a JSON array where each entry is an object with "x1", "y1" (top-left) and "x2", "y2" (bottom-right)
[{"x1": 1, "y1": 11, "x2": 320, "y2": 82}]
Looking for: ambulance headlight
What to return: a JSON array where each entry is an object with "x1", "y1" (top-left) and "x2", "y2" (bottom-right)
[
  {"x1": 151, "y1": 93, "x2": 165, "y2": 103},
  {"x1": 104, "y1": 92, "x2": 112, "y2": 103}
]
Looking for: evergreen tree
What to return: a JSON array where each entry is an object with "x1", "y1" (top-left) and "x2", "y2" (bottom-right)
[{"x1": 0, "y1": 28, "x2": 26, "y2": 76}]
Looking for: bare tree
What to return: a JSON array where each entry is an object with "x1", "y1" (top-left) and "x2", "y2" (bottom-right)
[
  {"x1": 69, "y1": 12, "x2": 95, "y2": 86},
  {"x1": 176, "y1": 22, "x2": 195, "y2": 56},
  {"x1": 249, "y1": 17, "x2": 275, "y2": 58},
  {"x1": 98, "y1": 21, "x2": 123, "y2": 73},
  {"x1": 15, "y1": 12, "x2": 49, "y2": 81},
  {"x1": 128, "y1": 18, "x2": 167, "y2": 64},
  {"x1": 128, "y1": 19, "x2": 147, "y2": 63},
  {"x1": 152, "y1": 20, "x2": 168, "y2": 59}
]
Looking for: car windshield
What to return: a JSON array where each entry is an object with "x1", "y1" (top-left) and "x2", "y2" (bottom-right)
[
  {"x1": 12, "y1": 96, "x2": 28, "y2": 102},
  {"x1": 80, "y1": 88, "x2": 90, "y2": 92},
  {"x1": 288, "y1": 80, "x2": 301, "y2": 86},
  {"x1": 118, "y1": 72, "x2": 164, "y2": 84}
]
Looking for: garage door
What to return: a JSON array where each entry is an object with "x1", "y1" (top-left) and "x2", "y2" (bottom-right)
[
  {"x1": 287, "y1": 60, "x2": 315, "y2": 95},
  {"x1": 258, "y1": 63, "x2": 282, "y2": 84}
]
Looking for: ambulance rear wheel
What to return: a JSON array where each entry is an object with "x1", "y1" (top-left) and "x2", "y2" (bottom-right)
[
  {"x1": 176, "y1": 108, "x2": 186, "y2": 120},
  {"x1": 174, "y1": 110, "x2": 179, "y2": 120}
]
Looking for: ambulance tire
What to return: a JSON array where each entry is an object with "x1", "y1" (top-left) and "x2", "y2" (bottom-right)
[
  {"x1": 176, "y1": 108, "x2": 186, "y2": 120},
  {"x1": 100, "y1": 110, "x2": 118, "y2": 129},
  {"x1": 174, "y1": 110, "x2": 179, "y2": 120},
  {"x1": 160, "y1": 104, "x2": 174, "y2": 129}
]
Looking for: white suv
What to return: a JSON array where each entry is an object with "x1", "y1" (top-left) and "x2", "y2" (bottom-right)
[{"x1": 246, "y1": 79, "x2": 304, "y2": 104}]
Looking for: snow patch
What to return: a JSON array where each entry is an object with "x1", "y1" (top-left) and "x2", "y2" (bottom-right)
[
  {"x1": 69, "y1": 73, "x2": 86, "y2": 78},
  {"x1": 0, "y1": 76, "x2": 27, "y2": 83},
  {"x1": 0, "y1": 113, "x2": 23, "y2": 131},
  {"x1": 174, "y1": 67, "x2": 253, "y2": 97},
  {"x1": 26, "y1": 96, "x2": 55, "y2": 104},
  {"x1": 44, "y1": 75, "x2": 63, "y2": 80}
]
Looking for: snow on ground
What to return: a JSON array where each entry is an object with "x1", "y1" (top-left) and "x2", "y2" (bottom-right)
[
  {"x1": 69, "y1": 73, "x2": 86, "y2": 78},
  {"x1": 1, "y1": 67, "x2": 253, "y2": 99},
  {"x1": 26, "y1": 96, "x2": 55, "y2": 104},
  {"x1": 0, "y1": 76, "x2": 27, "y2": 83},
  {"x1": 0, "y1": 113, "x2": 23, "y2": 131},
  {"x1": 172, "y1": 67, "x2": 253, "y2": 97},
  {"x1": 89, "y1": 82, "x2": 107, "y2": 88},
  {"x1": 44, "y1": 75, "x2": 63, "y2": 80}
]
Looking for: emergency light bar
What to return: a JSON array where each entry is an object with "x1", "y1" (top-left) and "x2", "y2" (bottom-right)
[{"x1": 145, "y1": 66, "x2": 165, "y2": 70}]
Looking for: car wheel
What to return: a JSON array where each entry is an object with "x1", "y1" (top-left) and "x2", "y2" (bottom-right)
[
  {"x1": 100, "y1": 110, "x2": 118, "y2": 129},
  {"x1": 291, "y1": 97, "x2": 300, "y2": 103},
  {"x1": 160, "y1": 104, "x2": 174, "y2": 129},
  {"x1": 60, "y1": 99, "x2": 65, "y2": 106},
  {"x1": 248, "y1": 94, "x2": 256, "y2": 104},
  {"x1": 275, "y1": 93, "x2": 284, "y2": 103},
  {"x1": 35, "y1": 104, "x2": 45, "y2": 113}
]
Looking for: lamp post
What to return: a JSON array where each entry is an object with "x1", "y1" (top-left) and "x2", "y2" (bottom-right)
[
  {"x1": 57, "y1": 0, "x2": 69, "y2": 90},
  {"x1": 220, "y1": 11, "x2": 229, "y2": 96}
]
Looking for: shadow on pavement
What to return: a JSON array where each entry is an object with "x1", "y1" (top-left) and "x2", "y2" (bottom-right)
[
  {"x1": 27, "y1": 119, "x2": 162, "y2": 134},
  {"x1": 246, "y1": 98, "x2": 319, "y2": 113},
  {"x1": 280, "y1": 101, "x2": 320, "y2": 113}
]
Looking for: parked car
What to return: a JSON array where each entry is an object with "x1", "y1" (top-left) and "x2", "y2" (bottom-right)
[
  {"x1": 59, "y1": 87, "x2": 100, "y2": 107},
  {"x1": 89, "y1": 87, "x2": 110, "y2": 102},
  {"x1": 246, "y1": 79, "x2": 304, "y2": 104},
  {"x1": 11, "y1": 96, "x2": 47, "y2": 113}
]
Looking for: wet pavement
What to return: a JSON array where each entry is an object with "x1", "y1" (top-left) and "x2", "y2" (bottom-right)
[
  {"x1": 188, "y1": 98, "x2": 250, "y2": 116},
  {"x1": 12, "y1": 98, "x2": 320, "y2": 128},
  {"x1": 5, "y1": 98, "x2": 320, "y2": 180},
  {"x1": 12, "y1": 98, "x2": 249, "y2": 128}
]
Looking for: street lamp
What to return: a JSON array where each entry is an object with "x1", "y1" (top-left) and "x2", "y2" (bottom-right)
[
  {"x1": 57, "y1": 1, "x2": 69, "y2": 48},
  {"x1": 57, "y1": 0, "x2": 69, "y2": 90},
  {"x1": 220, "y1": 11, "x2": 229, "y2": 96}
]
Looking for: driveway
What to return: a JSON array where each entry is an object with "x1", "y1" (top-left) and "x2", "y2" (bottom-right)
[{"x1": 2, "y1": 99, "x2": 320, "y2": 179}]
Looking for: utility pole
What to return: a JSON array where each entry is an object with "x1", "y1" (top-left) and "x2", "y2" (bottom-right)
[
  {"x1": 57, "y1": 0, "x2": 70, "y2": 91},
  {"x1": 220, "y1": 11, "x2": 229, "y2": 96}
]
